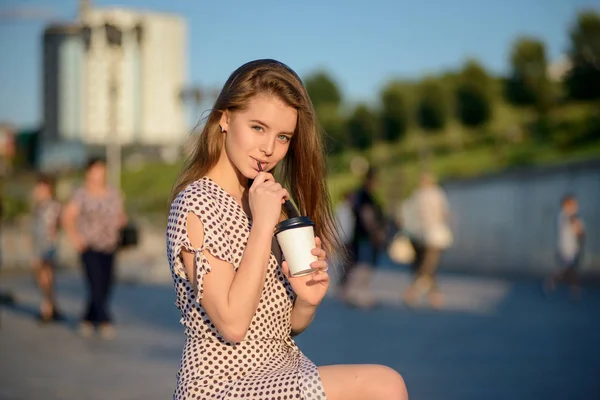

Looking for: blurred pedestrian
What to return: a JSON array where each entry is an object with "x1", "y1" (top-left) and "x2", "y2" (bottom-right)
[
  {"x1": 402, "y1": 172, "x2": 452, "y2": 309},
  {"x1": 62, "y1": 157, "x2": 127, "y2": 339},
  {"x1": 337, "y1": 167, "x2": 385, "y2": 307},
  {"x1": 544, "y1": 194, "x2": 585, "y2": 298},
  {"x1": 31, "y1": 174, "x2": 64, "y2": 323}
]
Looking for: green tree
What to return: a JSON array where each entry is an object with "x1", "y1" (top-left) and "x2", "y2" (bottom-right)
[
  {"x1": 380, "y1": 82, "x2": 409, "y2": 142},
  {"x1": 455, "y1": 60, "x2": 493, "y2": 128},
  {"x1": 505, "y1": 37, "x2": 553, "y2": 113},
  {"x1": 347, "y1": 104, "x2": 379, "y2": 149},
  {"x1": 417, "y1": 79, "x2": 448, "y2": 132},
  {"x1": 304, "y1": 71, "x2": 342, "y2": 109},
  {"x1": 304, "y1": 70, "x2": 347, "y2": 152},
  {"x1": 566, "y1": 10, "x2": 600, "y2": 100}
]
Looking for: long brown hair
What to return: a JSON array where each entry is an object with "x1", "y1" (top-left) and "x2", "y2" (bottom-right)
[{"x1": 172, "y1": 59, "x2": 342, "y2": 255}]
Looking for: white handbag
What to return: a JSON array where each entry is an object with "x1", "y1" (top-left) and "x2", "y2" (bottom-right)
[{"x1": 388, "y1": 233, "x2": 416, "y2": 264}]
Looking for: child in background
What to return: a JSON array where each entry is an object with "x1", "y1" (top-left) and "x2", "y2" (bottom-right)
[{"x1": 31, "y1": 174, "x2": 63, "y2": 322}]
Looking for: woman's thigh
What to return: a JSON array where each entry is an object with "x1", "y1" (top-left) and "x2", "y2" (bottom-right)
[{"x1": 318, "y1": 364, "x2": 408, "y2": 400}]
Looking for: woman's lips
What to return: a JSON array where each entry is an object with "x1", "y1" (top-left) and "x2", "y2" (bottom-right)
[{"x1": 253, "y1": 159, "x2": 268, "y2": 171}]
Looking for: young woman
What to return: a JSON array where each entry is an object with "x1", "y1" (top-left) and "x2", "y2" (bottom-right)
[
  {"x1": 167, "y1": 59, "x2": 407, "y2": 400},
  {"x1": 62, "y1": 158, "x2": 127, "y2": 338}
]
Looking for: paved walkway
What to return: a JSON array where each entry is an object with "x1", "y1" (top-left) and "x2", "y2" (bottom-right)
[{"x1": 1, "y1": 268, "x2": 599, "y2": 400}]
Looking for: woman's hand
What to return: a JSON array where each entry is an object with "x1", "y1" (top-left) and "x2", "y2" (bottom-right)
[
  {"x1": 282, "y1": 236, "x2": 330, "y2": 307},
  {"x1": 249, "y1": 172, "x2": 289, "y2": 232},
  {"x1": 73, "y1": 234, "x2": 87, "y2": 253},
  {"x1": 62, "y1": 201, "x2": 86, "y2": 253}
]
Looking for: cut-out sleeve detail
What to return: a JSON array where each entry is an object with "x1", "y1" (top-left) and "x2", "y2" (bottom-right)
[{"x1": 168, "y1": 184, "x2": 234, "y2": 302}]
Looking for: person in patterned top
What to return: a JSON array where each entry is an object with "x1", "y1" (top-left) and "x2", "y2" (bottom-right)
[
  {"x1": 31, "y1": 174, "x2": 63, "y2": 323},
  {"x1": 167, "y1": 59, "x2": 408, "y2": 400},
  {"x1": 62, "y1": 157, "x2": 127, "y2": 339}
]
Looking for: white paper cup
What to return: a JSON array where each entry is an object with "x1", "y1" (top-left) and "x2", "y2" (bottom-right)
[{"x1": 275, "y1": 216, "x2": 318, "y2": 277}]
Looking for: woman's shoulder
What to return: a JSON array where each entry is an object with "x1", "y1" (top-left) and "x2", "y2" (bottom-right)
[{"x1": 171, "y1": 178, "x2": 222, "y2": 214}]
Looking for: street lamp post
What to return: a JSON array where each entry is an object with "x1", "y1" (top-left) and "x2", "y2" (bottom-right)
[
  {"x1": 102, "y1": 22, "x2": 143, "y2": 190},
  {"x1": 81, "y1": 21, "x2": 143, "y2": 189},
  {"x1": 105, "y1": 22, "x2": 122, "y2": 190}
]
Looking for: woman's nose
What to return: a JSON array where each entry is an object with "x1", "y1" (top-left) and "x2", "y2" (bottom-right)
[{"x1": 260, "y1": 137, "x2": 275, "y2": 156}]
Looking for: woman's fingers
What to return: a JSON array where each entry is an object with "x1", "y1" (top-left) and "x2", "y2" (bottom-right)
[
  {"x1": 311, "y1": 247, "x2": 327, "y2": 260},
  {"x1": 281, "y1": 260, "x2": 291, "y2": 278},
  {"x1": 313, "y1": 237, "x2": 327, "y2": 260},
  {"x1": 250, "y1": 172, "x2": 275, "y2": 188},
  {"x1": 310, "y1": 270, "x2": 330, "y2": 283},
  {"x1": 310, "y1": 260, "x2": 328, "y2": 271}
]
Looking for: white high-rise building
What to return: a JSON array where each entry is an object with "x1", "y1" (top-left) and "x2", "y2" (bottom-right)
[{"x1": 42, "y1": 2, "x2": 187, "y2": 147}]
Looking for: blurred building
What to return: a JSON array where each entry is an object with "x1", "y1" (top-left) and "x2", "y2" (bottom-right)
[{"x1": 42, "y1": 1, "x2": 187, "y2": 148}]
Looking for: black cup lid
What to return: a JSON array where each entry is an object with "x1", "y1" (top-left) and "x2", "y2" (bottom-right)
[{"x1": 274, "y1": 216, "x2": 315, "y2": 235}]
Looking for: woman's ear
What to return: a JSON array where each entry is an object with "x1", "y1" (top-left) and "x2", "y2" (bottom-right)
[{"x1": 219, "y1": 111, "x2": 229, "y2": 132}]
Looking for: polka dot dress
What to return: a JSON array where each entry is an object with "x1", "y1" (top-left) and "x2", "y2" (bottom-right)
[{"x1": 167, "y1": 177, "x2": 327, "y2": 400}]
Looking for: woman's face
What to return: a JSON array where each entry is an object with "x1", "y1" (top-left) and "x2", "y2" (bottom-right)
[
  {"x1": 33, "y1": 183, "x2": 51, "y2": 202},
  {"x1": 86, "y1": 162, "x2": 107, "y2": 187},
  {"x1": 220, "y1": 94, "x2": 297, "y2": 178},
  {"x1": 564, "y1": 199, "x2": 579, "y2": 215}
]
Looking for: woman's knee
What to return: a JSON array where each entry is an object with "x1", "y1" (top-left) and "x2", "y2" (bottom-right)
[{"x1": 319, "y1": 364, "x2": 408, "y2": 400}]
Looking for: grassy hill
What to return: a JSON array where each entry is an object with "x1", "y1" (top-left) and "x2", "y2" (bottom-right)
[{"x1": 116, "y1": 101, "x2": 600, "y2": 219}]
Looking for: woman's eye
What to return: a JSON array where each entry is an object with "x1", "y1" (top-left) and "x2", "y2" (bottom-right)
[
  {"x1": 252, "y1": 125, "x2": 263, "y2": 132},
  {"x1": 278, "y1": 135, "x2": 291, "y2": 143}
]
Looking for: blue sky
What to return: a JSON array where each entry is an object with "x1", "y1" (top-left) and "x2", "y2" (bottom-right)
[{"x1": 0, "y1": 0, "x2": 598, "y2": 129}]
